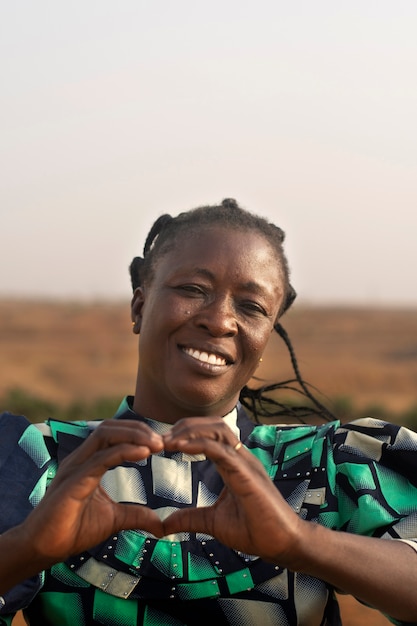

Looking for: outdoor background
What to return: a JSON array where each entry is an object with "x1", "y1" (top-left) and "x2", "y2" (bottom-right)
[
  {"x1": 2, "y1": 298, "x2": 416, "y2": 625},
  {"x1": 2, "y1": 1, "x2": 417, "y2": 624},
  {"x1": 1, "y1": 1, "x2": 417, "y2": 310}
]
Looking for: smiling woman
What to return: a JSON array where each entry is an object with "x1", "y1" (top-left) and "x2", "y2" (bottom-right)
[
  {"x1": 1, "y1": 199, "x2": 417, "y2": 626},
  {"x1": 130, "y1": 226, "x2": 284, "y2": 422}
]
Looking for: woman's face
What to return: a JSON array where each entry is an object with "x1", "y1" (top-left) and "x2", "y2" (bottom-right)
[{"x1": 132, "y1": 226, "x2": 285, "y2": 422}]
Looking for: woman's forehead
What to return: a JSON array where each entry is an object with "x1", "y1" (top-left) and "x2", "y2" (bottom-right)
[{"x1": 157, "y1": 227, "x2": 284, "y2": 287}]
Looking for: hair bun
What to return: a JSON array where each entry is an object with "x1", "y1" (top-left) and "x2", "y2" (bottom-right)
[{"x1": 221, "y1": 198, "x2": 239, "y2": 209}]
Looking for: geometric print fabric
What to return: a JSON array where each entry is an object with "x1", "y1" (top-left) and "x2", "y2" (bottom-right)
[{"x1": 1, "y1": 399, "x2": 417, "y2": 624}]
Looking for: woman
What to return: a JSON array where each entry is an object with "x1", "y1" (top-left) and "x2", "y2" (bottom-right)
[{"x1": 1, "y1": 199, "x2": 417, "y2": 625}]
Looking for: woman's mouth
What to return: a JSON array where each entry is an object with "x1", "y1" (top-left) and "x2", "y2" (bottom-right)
[{"x1": 182, "y1": 347, "x2": 228, "y2": 367}]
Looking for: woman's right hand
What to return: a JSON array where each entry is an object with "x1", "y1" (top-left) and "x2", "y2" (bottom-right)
[{"x1": 2, "y1": 419, "x2": 164, "y2": 588}]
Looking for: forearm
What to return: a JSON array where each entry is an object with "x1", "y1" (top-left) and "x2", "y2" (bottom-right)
[
  {"x1": 0, "y1": 524, "x2": 50, "y2": 596},
  {"x1": 290, "y1": 521, "x2": 417, "y2": 622}
]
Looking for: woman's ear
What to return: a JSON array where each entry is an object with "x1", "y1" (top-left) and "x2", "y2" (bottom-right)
[{"x1": 131, "y1": 287, "x2": 145, "y2": 334}]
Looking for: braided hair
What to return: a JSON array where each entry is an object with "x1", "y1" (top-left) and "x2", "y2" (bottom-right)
[{"x1": 130, "y1": 198, "x2": 335, "y2": 423}]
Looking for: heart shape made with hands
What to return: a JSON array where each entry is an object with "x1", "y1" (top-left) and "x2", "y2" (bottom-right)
[{"x1": 37, "y1": 417, "x2": 300, "y2": 566}]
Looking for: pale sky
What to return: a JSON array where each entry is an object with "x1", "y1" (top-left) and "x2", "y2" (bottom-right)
[{"x1": 1, "y1": 1, "x2": 416, "y2": 306}]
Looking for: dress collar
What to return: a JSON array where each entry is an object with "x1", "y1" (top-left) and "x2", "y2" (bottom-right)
[{"x1": 114, "y1": 395, "x2": 240, "y2": 439}]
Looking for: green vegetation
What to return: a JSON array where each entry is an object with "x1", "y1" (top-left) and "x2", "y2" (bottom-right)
[
  {"x1": 1, "y1": 388, "x2": 417, "y2": 432},
  {"x1": 329, "y1": 395, "x2": 417, "y2": 431},
  {"x1": 0, "y1": 388, "x2": 119, "y2": 423}
]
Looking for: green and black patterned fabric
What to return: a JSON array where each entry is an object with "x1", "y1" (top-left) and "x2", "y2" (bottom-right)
[{"x1": 1, "y1": 397, "x2": 417, "y2": 625}]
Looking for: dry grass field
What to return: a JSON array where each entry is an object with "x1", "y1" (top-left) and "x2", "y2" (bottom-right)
[
  {"x1": 2, "y1": 298, "x2": 417, "y2": 625},
  {"x1": 2, "y1": 299, "x2": 417, "y2": 420}
]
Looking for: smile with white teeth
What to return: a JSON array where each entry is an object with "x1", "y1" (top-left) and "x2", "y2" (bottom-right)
[{"x1": 183, "y1": 347, "x2": 227, "y2": 366}]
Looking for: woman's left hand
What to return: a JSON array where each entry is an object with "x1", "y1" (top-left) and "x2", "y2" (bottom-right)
[
  {"x1": 162, "y1": 417, "x2": 417, "y2": 622},
  {"x1": 162, "y1": 416, "x2": 307, "y2": 568}
]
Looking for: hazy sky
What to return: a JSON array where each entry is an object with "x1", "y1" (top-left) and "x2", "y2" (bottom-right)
[{"x1": 1, "y1": 1, "x2": 416, "y2": 306}]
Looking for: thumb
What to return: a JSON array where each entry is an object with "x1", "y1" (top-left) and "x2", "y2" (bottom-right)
[
  {"x1": 162, "y1": 506, "x2": 214, "y2": 537},
  {"x1": 114, "y1": 503, "x2": 165, "y2": 537}
]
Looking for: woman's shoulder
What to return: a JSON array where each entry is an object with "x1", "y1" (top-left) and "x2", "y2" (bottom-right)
[
  {"x1": 249, "y1": 418, "x2": 337, "y2": 444},
  {"x1": 0, "y1": 412, "x2": 101, "y2": 480},
  {"x1": 0, "y1": 411, "x2": 46, "y2": 462},
  {"x1": 334, "y1": 416, "x2": 415, "y2": 443},
  {"x1": 332, "y1": 417, "x2": 417, "y2": 481},
  {"x1": 248, "y1": 415, "x2": 417, "y2": 452},
  {"x1": 0, "y1": 410, "x2": 32, "y2": 434},
  {"x1": 247, "y1": 416, "x2": 417, "y2": 481}
]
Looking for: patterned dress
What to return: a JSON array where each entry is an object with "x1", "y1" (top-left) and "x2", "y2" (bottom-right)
[{"x1": 1, "y1": 397, "x2": 417, "y2": 625}]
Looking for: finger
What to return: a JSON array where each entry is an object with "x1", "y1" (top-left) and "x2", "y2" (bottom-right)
[
  {"x1": 54, "y1": 422, "x2": 164, "y2": 479},
  {"x1": 164, "y1": 434, "x2": 255, "y2": 468},
  {"x1": 164, "y1": 417, "x2": 239, "y2": 451},
  {"x1": 164, "y1": 415, "x2": 227, "y2": 437},
  {"x1": 79, "y1": 420, "x2": 164, "y2": 459},
  {"x1": 113, "y1": 503, "x2": 165, "y2": 538},
  {"x1": 164, "y1": 438, "x2": 275, "y2": 507},
  {"x1": 51, "y1": 441, "x2": 159, "y2": 496},
  {"x1": 162, "y1": 506, "x2": 214, "y2": 538}
]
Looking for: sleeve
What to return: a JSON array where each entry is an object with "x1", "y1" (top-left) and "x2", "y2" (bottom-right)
[
  {"x1": 331, "y1": 418, "x2": 417, "y2": 542},
  {"x1": 0, "y1": 412, "x2": 52, "y2": 617},
  {"x1": 330, "y1": 418, "x2": 417, "y2": 626}
]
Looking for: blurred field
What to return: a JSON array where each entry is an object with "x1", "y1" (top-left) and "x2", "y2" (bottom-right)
[
  {"x1": 260, "y1": 305, "x2": 417, "y2": 421},
  {"x1": 2, "y1": 298, "x2": 417, "y2": 421},
  {"x1": 2, "y1": 298, "x2": 417, "y2": 625}
]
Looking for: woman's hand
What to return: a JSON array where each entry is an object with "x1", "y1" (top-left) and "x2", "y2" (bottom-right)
[
  {"x1": 162, "y1": 416, "x2": 307, "y2": 568},
  {"x1": 19, "y1": 420, "x2": 165, "y2": 567},
  {"x1": 163, "y1": 417, "x2": 417, "y2": 622}
]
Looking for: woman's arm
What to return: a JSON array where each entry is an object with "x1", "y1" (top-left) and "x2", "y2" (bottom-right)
[
  {"x1": 163, "y1": 417, "x2": 417, "y2": 622},
  {"x1": 0, "y1": 420, "x2": 165, "y2": 597},
  {"x1": 292, "y1": 522, "x2": 417, "y2": 621}
]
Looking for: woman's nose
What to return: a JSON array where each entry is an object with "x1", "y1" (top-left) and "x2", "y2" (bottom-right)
[{"x1": 196, "y1": 296, "x2": 237, "y2": 336}]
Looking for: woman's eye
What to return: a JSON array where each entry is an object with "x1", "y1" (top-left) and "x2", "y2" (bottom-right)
[
  {"x1": 241, "y1": 301, "x2": 267, "y2": 316},
  {"x1": 178, "y1": 284, "x2": 205, "y2": 296}
]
